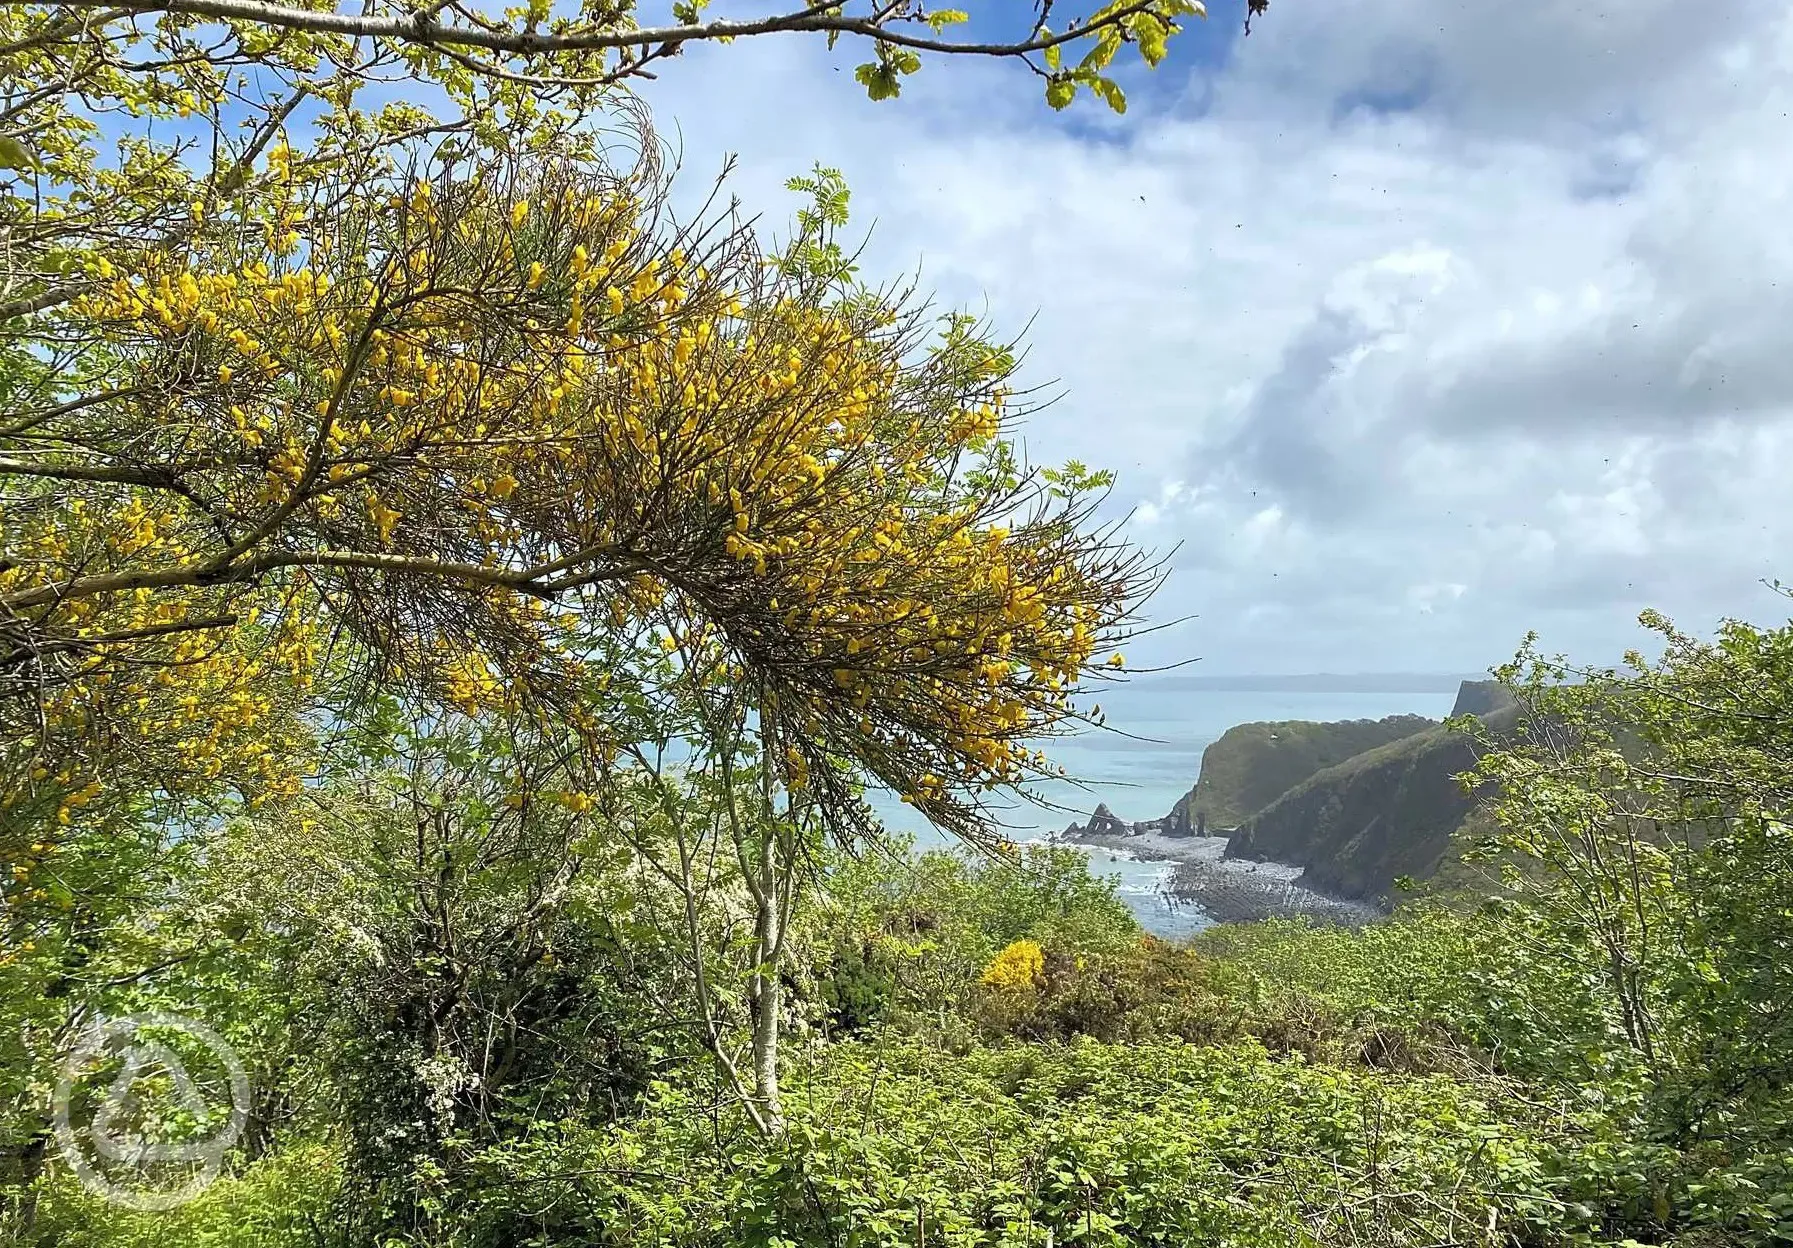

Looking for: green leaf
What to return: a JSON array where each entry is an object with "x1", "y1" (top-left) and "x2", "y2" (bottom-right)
[
  {"x1": 0, "y1": 136, "x2": 40, "y2": 172},
  {"x1": 1045, "y1": 79, "x2": 1075, "y2": 110},
  {"x1": 1092, "y1": 77, "x2": 1126, "y2": 114},
  {"x1": 1043, "y1": 40, "x2": 1061, "y2": 71},
  {"x1": 855, "y1": 61, "x2": 902, "y2": 101},
  {"x1": 926, "y1": 8, "x2": 969, "y2": 31},
  {"x1": 1131, "y1": 14, "x2": 1170, "y2": 66},
  {"x1": 1080, "y1": 26, "x2": 1123, "y2": 73}
]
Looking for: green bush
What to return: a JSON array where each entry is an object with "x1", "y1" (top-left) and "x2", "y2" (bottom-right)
[
  {"x1": 25, "y1": 1144, "x2": 338, "y2": 1248},
  {"x1": 810, "y1": 840, "x2": 1140, "y2": 1032},
  {"x1": 451, "y1": 1038, "x2": 1612, "y2": 1247}
]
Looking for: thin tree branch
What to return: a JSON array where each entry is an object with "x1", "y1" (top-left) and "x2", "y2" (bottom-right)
[
  {"x1": 38, "y1": 0, "x2": 1165, "y2": 61},
  {"x1": 2, "y1": 612, "x2": 238, "y2": 666},
  {"x1": 0, "y1": 547, "x2": 638, "y2": 611}
]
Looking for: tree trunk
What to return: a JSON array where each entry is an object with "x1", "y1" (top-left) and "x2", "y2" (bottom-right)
[
  {"x1": 749, "y1": 830, "x2": 785, "y2": 1131},
  {"x1": 1, "y1": 1115, "x2": 50, "y2": 1237}
]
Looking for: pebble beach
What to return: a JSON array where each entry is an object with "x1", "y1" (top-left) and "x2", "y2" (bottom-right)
[{"x1": 1057, "y1": 830, "x2": 1382, "y2": 928}]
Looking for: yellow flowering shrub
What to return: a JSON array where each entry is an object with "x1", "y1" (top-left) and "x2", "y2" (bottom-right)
[
  {"x1": 3, "y1": 135, "x2": 1149, "y2": 854},
  {"x1": 980, "y1": 939, "x2": 1046, "y2": 992},
  {"x1": 0, "y1": 0, "x2": 1216, "y2": 903}
]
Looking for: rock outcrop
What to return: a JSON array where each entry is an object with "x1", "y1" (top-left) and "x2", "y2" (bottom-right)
[
  {"x1": 1449, "y1": 679, "x2": 1516, "y2": 719},
  {"x1": 1164, "y1": 790, "x2": 1197, "y2": 838},
  {"x1": 1060, "y1": 803, "x2": 1179, "y2": 840},
  {"x1": 1085, "y1": 803, "x2": 1128, "y2": 836}
]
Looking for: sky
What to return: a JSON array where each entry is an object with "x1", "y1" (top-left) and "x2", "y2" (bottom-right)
[{"x1": 624, "y1": 0, "x2": 1793, "y2": 676}]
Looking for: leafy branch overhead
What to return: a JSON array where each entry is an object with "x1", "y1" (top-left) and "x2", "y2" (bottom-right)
[{"x1": 1, "y1": 0, "x2": 1250, "y2": 113}]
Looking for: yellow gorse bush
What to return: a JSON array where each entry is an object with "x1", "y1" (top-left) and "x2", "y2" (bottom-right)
[
  {"x1": 0, "y1": 0, "x2": 1198, "y2": 901},
  {"x1": 980, "y1": 939, "x2": 1046, "y2": 992},
  {"x1": 3, "y1": 138, "x2": 1152, "y2": 861}
]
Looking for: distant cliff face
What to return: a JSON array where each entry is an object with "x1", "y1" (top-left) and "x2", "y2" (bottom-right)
[
  {"x1": 1064, "y1": 678, "x2": 1523, "y2": 902},
  {"x1": 1222, "y1": 696, "x2": 1522, "y2": 905},
  {"x1": 1179, "y1": 715, "x2": 1437, "y2": 832},
  {"x1": 1449, "y1": 679, "x2": 1516, "y2": 719}
]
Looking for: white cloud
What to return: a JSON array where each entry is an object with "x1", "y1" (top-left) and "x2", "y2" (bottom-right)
[
  {"x1": 643, "y1": 2, "x2": 1793, "y2": 672},
  {"x1": 1131, "y1": 480, "x2": 1188, "y2": 529}
]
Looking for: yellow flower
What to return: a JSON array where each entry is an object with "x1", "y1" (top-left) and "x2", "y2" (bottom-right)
[{"x1": 980, "y1": 939, "x2": 1045, "y2": 991}]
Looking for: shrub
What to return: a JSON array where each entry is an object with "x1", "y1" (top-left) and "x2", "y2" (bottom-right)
[
  {"x1": 448, "y1": 1038, "x2": 1613, "y2": 1247},
  {"x1": 979, "y1": 939, "x2": 1046, "y2": 991},
  {"x1": 24, "y1": 1145, "x2": 338, "y2": 1248}
]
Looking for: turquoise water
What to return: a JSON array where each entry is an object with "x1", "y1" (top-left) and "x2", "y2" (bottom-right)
[{"x1": 866, "y1": 677, "x2": 1467, "y2": 937}]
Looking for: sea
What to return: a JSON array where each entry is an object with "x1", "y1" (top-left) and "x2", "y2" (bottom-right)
[{"x1": 864, "y1": 675, "x2": 1472, "y2": 939}]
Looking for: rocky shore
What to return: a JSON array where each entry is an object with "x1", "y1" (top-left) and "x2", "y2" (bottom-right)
[{"x1": 1057, "y1": 829, "x2": 1381, "y2": 927}]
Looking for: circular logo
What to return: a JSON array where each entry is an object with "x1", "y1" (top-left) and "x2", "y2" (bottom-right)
[{"x1": 52, "y1": 1013, "x2": 250, "y2": 1210}]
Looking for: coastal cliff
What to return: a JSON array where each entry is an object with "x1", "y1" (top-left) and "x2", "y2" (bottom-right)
[
  {"x1": 1449, "y1": 679, "x2": 1516, "y2": 719},
  {"x1": 1059, "y1": 678, "x2": 1522, "y2": 912},
  {"x1": 1218, "y1": 702, "x2": 1520, "y2": 904},
  {"x1": 1176, "y1": 714, "x2": 1437, "y2": 832}
]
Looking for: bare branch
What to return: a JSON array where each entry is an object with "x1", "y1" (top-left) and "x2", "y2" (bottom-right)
[{"x1": 2, "y1": 612, "x2": 238, "y2": 667}]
